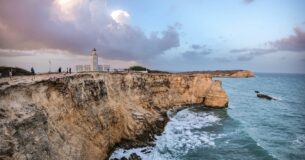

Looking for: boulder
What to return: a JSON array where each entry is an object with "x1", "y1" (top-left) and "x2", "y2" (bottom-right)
[{"x1": 129, "y1": 153, "x2": 142, "y2": 160}]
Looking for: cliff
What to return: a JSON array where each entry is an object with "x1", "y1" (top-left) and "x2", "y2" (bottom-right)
[
  {"x1": 179, "y1": 70, "x2": 255, "y2": 78},
  {"x1": 0, "y1": 73, "x2": 228, "y2": 160}
]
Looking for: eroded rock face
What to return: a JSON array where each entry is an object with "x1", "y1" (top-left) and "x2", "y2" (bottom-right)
[
  {"x1": 203, "y1": 80, "x2": 228, "y2": 108},
  {"x1": 0, "y1": 73, "x2": 228, "y2": 160}
]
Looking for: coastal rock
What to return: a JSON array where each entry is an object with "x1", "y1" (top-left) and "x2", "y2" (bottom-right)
[
  {"x1": 230, "y1": 70, "x2": 254, "y2": 78},
  {"x1": 129, "y1": 153, "x2": 141, "y2": 160},
  {"x1": 257, "y1": 93, "x2": 274, "y2": 100},
  {"x1": 203, "y1": 80, "x2": 229, "y2": 108},
  {"x1": 0, "y1": 72, "x2": 228, "y2": 159},
  {"x1": 255, "y1": 91, "x2": 274, "y2": 100}
]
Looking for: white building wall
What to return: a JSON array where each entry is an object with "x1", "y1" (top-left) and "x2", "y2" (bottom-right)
[
  {"x1": 103, "y1": 65, "x2": 110, "y2": 71},
  {"x1": 84, "y1": 65, "x2": 91, "y2": 71},
  {"x1": 76, "y1": 65, "x2": 84, "y2": 72},
  {"x1": 97, "y1": 65, "x2": 103, "y2": 71}
]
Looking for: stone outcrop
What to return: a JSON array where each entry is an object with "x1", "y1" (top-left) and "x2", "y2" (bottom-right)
[
  {"x1": 203, "y1": 80, "x2": 228, "y2": 108},
  {"x1": 255, "y1": 91, "x2": 274, "y2": 100},
  {"x1": 0, "y1": 72, "x2": 228, "y2": 160}
]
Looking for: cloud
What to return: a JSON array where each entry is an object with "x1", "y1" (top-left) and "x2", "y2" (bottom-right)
[
  {"x1": 0, "y1": 0, "x2": 180, "y2": 62},
  {"x1": 111, "y1": 10, "x2": 130, "y2": 24},
  {"x1": 243, "y1": 0, "x2": 255, "y2": 4},
  {"x1": 213, "y1": 57, "x2": 232, "y2": 63},
  {"x1": 231, "y1": 48, "x2": 277, "y2": 61},
  {"x1": 231, "y1": 48, "x2": 276, "y2": 54},
  {"x1": 0, "y1": 49, "x2": 71, "y2": 57},
  {"x1": 0, "y1": 49, "x2": 36, "y2": 57},
  {"x1": 191, "y1": 44, "x2": 205, "y2": 50},
  {"x1": 269, "y1": 27, "x2": 305, "y2": 52},
  {"x1": 231, "y1": 27, "x2": 305, "y2": 61},
  {"x1": 182, "y1": 44, "x2": 212, "y2": 58}
]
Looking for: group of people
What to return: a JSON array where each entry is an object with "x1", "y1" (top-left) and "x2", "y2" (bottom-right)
[
  {"x1": 58, "y1": 67, "x2": 72, "y2": 74},
  {"x1": 7, "y1": 66, "x2": 72, "y2": 81}
]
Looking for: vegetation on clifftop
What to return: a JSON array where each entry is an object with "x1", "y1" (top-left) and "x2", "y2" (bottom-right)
[
  {"x1": 0, "y1": 66, "x2": 32, "y2": 77},
  {"x1": 128, "y1": 65, "x2": 170, "y2": 74}
]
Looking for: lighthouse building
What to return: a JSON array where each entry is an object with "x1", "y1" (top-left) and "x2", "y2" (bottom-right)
[
  {"x1": 76, "y1": 48, "x2": 110, "y2": 72},
  {"x1": 91, "y1": 48, "x2": 98, "y2": 71}
]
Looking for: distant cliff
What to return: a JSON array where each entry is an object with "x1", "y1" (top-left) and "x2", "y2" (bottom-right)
[
  {"x1": 0, "y1": 72, "x2": 228, "y2": 160},
  {"x1": 179, "y1": 70, "x2": 255, "y2": 78}
]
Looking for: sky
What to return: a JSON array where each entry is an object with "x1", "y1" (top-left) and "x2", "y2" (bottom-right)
[{"x1": 0, "y1": 0, "x2": 305, "y2": 73}]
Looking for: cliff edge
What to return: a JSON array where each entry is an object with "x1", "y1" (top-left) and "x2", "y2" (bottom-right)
[{"x1": 0, "y1": 73, "x2": 228, "y2": 160}]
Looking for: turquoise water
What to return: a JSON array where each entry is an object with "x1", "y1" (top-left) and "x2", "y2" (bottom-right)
[{"x1": 110, "y1": 73, "x2": 305, "y2": 160}]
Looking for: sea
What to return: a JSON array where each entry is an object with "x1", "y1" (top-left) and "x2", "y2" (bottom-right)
[{"x1": 110, "y1": 73, "x2": 305, "y2": 160}]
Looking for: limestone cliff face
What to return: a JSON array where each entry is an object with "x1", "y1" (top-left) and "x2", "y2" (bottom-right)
[
  {"x1": 0, "y1": 73, "x2": 228, "y2": 160},
  {"x1": 203, "y1": 80, "x2": 228, "y2": 108}
]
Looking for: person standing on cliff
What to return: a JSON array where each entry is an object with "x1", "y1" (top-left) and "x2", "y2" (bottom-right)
[
  {"x1": 9, "y1": 69, "x2": 12, "y2": 80},
  {"x1": 69, "y1": 68, "x2": 71, "y2": 74},
  {"x1": 31, "y1": 67, "x2": 35, "y2": 75},
  {"x1": 31, "y1": 67, "x2": 35, "y2": 80}
]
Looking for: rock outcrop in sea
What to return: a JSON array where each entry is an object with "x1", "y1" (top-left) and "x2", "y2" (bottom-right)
[
  {"x1": 255, "y1": 91, "x2": 275, "y2": 100},
  {"x1": 0, "y1": 72, "x2": 229, "y2": 159}
]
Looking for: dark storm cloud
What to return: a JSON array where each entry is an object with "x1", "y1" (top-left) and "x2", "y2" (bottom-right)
[
  {"x1": 0, "y1": 0, "x2": 180, "y2": 62},
  {"x1": 231, "y1": 27, "x2": 305, "y2": 61}
]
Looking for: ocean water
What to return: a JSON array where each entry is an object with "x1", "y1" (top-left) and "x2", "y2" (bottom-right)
[{"x1": 110, "y1": 73, "x2": 305, "y2": 160}]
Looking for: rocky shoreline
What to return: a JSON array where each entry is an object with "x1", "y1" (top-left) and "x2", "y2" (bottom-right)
[{"x1": 0, "y1": 72, "x2": 230, "y2": 159}]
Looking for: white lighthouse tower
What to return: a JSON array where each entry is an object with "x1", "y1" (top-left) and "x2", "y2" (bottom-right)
[{"x1": 91, "y1": 48, "x2": 98, "y2": 71}]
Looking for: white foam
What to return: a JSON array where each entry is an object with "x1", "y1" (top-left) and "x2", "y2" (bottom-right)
[
  {"x1": 109, "y1": 147, "x2": 153, "y2": 160},
  {"x1": 293, "y1": 134, "x2": 305, "y2": 148},
  {"x1": 110, "y1": 108, "x2": 223, "y2": 159}
]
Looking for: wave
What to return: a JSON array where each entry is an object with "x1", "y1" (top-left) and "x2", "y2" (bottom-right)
[
  {"x1": 110, "y1": 107, "x2": 223, "y2": 160},
  {"x1": 293, "y1": 134, "x2": 305, "y2": 148},
  {"x1": 150, "y1": 108, "x2": 222, "y2": 159},
  {"x1": 110, "y1": 106, "x2": 279, "y2": 160}
]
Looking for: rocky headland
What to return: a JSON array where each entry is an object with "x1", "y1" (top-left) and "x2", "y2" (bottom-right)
[
  {"x1": 179, "y1": 70, "x2": 255, "y2": 78},
  {"x1": 0, "y1": 72, "x2": 230, "y2": 159}
]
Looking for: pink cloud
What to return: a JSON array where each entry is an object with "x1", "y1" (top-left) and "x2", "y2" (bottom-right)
[
  {"x1": 0, "y1": 0, "x2": 180, "y2": 62},
  {"x1": 270, "y1": 27, "x2": 305, "y2": 52}
]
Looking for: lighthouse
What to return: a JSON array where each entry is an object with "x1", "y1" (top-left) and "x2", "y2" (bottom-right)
[
  {"x1": 76, "y1": 48, "x2": 110, "y2": 72},
  {"x1": 91, "y1": 48, "x2": 98, "y2": 71}
]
